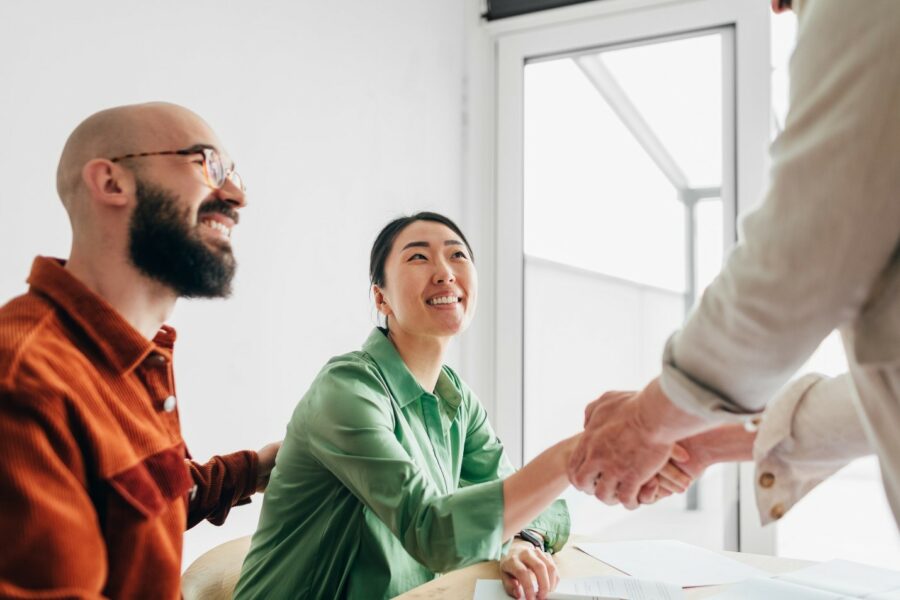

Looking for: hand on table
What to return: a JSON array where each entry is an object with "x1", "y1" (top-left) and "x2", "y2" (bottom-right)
[
  {"x1": 255, "y1": 440, "x2": 282, "y2": 492},
  {"x1": 499, "y1": 539, "x2": 559, "y2": 600}
]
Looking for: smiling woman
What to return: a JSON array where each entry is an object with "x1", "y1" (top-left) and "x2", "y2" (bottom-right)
[{"x1": 233, "y1": 213, "x2": 575, "y2": 600}]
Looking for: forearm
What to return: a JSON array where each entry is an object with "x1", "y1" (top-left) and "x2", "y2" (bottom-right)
[
  {"x1": 502, "y1": 437, "x2": 574, "y2": 541},
  {"x1": 689, "y1": 424, "x2": 755, "y2": 467},
  {"x1": 638, "y1": 378, "x2": 715, "y2": 444},
  {"x1": 186, "y1": 450, "x2": 258, "y2": 528}
]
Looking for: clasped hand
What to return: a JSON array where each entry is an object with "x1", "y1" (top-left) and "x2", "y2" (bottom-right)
[{"x1": 567, "y1": 380, "x2": 706, "y2": 508}]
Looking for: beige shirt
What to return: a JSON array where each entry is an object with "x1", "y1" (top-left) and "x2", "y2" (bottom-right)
[{"x1": 659, "y1": 0, "x2": 900, "y2": 527}]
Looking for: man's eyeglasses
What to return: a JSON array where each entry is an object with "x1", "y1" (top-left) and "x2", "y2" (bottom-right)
[{"x1": 108, "y1": 144, "x2": 245, "y2": 192}]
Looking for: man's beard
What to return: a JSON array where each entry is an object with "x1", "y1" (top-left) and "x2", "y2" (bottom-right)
[{"x1": 128, "y1": 180, "x2": 237, "y2": 298}]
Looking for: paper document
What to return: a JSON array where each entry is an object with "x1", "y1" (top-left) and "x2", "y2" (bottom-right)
[
  {"x1": 704, "y1": 577, "x2": 845, "y2": 599},
  {"x1": 576, "y1": 540, "x2": 767, "y2": 587},
  {"x1": 780, "y1": 560, "x2": 900, "y2": 597},
  {"x1": 473, "y1": 580, "x2": 513, "y2": 600},
  {"x1": 473, "y1": 576, "x2": 683, "y2": 600},
  {"x1": 551, "y1": 575, "x2": 684, "y2": 599},
  {"x1": 706, "y1": 560, "x2": 900, "y2": 599}
]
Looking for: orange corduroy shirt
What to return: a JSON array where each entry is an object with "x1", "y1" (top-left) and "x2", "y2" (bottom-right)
[{"x1": 0, "y1": 257, "x2": 259, "y2": 599}]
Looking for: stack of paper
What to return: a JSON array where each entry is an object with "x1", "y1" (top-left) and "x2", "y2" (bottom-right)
[
  {"x1": 707, "y1": 560, "x2": 900, "y2": 599},
  {"x1": 575, "y1": 540, "x2": 768, "y2": 587}
]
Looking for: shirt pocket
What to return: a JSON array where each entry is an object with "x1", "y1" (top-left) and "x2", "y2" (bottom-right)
[{"x1": 106, "y1": 444, "x2": 193, "y2": 519}]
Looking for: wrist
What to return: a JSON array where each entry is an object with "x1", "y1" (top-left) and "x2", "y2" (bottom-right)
[
  {"x1": 559, "y1": 434, "x2": 580, "y2": 466},
  {"x1": 515, "y1": 528, "x2": 546, "y2": 552},
  {"x1": 506, "y1": 538, "x2": 537, "y2": 556},
  {"x1": 635, "y1": 378, "x2": 708, "y2": 445},
  {"x1": 701, "y1": 424, "x2": 756, "y2": 464}
]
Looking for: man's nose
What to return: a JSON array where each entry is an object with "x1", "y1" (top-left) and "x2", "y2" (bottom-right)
[{"x1": 215, "y1": 180, "x2": 246, "y2": 208}]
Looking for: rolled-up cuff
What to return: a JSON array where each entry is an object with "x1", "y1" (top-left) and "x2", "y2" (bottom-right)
[
  {"x1": 660, "y1": 333, "x2": 765, "y2": 425},
  {"x1": 753, "y1": 374, "x2": 830, "y2": 525},
  {"x1": 525, "y1": 499, "x2": 570, "y2": 554},
  {"x1": 445, "y1": 479, "x2": 507, "y2": 561}
]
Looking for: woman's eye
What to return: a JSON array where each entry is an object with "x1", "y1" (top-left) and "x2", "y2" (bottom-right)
[
  {"x1": 452, "y1": 251, "x2": 469, "y2": 260},
  {"x1": 407, "y1": 253, "x2": 427, "y2": 261}
]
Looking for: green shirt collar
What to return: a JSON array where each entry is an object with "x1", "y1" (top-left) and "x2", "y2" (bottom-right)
[{"x1": 362, "y1": 328, "x2": 462, "y2": 413}]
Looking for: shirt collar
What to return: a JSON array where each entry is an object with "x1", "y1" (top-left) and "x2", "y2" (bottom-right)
[
  {"x1": 27, "y1": 257, "x2": 176, "y2": 375},
  {"x1": 362, "y1": 328, "x2": 462, "y2": 414}
]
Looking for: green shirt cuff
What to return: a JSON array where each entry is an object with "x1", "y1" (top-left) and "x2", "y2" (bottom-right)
[
  {"x1": 525, "y1": 499, "x2": 570, "y2": 554},
  {"x1": 442, "y1": 479, "x2": 507, "y2": 565}
]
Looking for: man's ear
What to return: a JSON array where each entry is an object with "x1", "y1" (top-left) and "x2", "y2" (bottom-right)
[{"x1": 81, "y1": 159, "x2": 131, "y2": 208}]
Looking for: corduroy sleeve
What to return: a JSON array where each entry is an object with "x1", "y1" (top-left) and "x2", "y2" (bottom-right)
[
  {"x1": 186, "y1": 450, "x2": 259, "y2": 528},
  {"x1": 0, "y1": 388, "x2": 109, "y2": 599}
]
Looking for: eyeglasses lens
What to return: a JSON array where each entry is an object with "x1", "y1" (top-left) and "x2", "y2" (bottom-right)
[
  {"x1": 229, "y1": 171, "x2": 246, "y2": 192},
  {"x1": 204, "y1": 148, "x2": 226, "y2": 188}
]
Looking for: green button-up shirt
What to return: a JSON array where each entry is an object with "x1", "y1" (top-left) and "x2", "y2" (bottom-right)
[{"x1": 235, "y1": 328, "x2": 569, "y2": 599}]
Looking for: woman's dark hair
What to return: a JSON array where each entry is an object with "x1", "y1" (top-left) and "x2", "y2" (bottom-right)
[{"x1": 369, "y1": 212, "x2": 474, "y2": 288}]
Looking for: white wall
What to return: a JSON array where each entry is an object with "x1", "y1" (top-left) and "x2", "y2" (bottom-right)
[{"x1": 0, "y1": 0, "x2": 467, "y2": 567}]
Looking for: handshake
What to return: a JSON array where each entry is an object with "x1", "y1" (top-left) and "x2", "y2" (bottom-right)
[{"x1": 565, "y1": 377, "x2": 755, "y2": 509}]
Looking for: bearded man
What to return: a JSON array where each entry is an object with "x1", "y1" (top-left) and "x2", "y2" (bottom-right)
[{"x1": 0, "y1": 102, "x2": 279, "y2": 598}]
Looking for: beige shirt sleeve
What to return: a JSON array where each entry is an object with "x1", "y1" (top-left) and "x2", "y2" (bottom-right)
[
  {"x1": 752, "y1": 373, "x2": 871, "y2": 524},
  {"x1": 659, "y1": 0, "x2": 900, "y2": 422}
]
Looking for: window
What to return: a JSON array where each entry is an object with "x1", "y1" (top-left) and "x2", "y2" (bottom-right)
[
  {"x1": 523, "y1": 30, "x2": 730, "y2": 549},
  {"x1": 495, "y1": 0, "x2": 770, "y2": 550}
]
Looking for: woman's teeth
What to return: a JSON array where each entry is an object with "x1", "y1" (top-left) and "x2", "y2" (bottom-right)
[{"x1": 428, "y1": 296, "x2": 459, "y2": 305}]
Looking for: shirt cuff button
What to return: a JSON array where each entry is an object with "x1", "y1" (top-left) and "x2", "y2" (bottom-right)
[{"x1": 770, "y1": 503, "x2": 786, "y2": 520}]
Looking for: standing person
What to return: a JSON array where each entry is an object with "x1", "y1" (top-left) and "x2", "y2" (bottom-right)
[
  {"x1": 566, "y1": 0, "x2": 900, "y2": 529},
  {"x1": 0, "y1": 103, "x2": 279, "y2": 598}
]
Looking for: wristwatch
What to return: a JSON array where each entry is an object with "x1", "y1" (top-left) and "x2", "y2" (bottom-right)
[{"x1": 514, "y1": 529, "x2": 546, "y2": 552}]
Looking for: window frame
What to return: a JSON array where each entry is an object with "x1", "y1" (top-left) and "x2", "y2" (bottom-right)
[{"x1": 476, "y1": 0, "x2": 772, "y2": 553}]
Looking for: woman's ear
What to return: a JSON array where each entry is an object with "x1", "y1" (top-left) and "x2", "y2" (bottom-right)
[{"x1": 372, "y1": 285, "x2": 392, "y2": 317}]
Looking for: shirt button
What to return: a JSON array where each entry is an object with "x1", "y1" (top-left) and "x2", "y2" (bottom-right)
[
  {"x1": 147, "y1": 353, "x2": 168, "y2": 366},
  {"x1": 770, "y1": 503, "x2": 786, "y2": 520},
  {"x1": 759, "y1": 472, "x2": 776, "y2": 488},
  {"x1": 163, "y1": 395, "x2": 177, "y2": 412}
]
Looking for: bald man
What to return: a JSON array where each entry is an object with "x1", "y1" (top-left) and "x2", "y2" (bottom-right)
[{"x1": 0, "y1": 103, "x2": 278, "y2": 598}]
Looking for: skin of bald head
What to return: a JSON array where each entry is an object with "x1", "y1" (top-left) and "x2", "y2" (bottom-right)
[{"x1": 56, "y1": 102, "x2": 220, "y2": 209}]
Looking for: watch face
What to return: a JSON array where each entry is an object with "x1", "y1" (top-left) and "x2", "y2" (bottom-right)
[{"x1": 517, "y1": 530, "x2": 545, "y2": 551}]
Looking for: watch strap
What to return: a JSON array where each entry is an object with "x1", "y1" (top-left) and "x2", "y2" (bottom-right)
[{"x1": 514, "y1": 529, "x2": 545, "y2": 552}]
